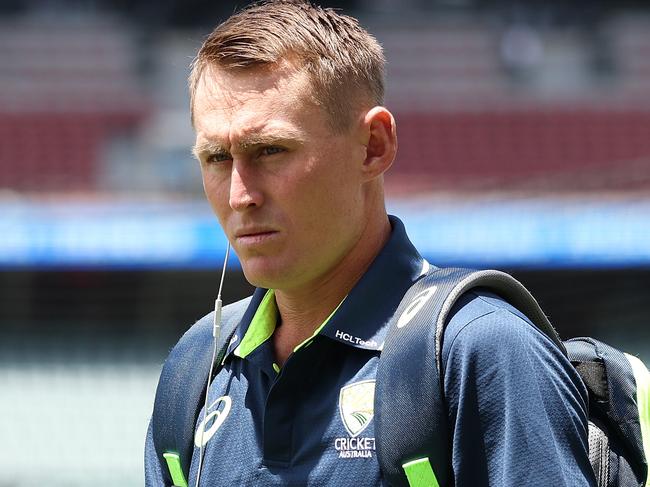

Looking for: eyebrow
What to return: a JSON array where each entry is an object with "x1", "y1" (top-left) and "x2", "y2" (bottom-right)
[
  {"x1": 192, "y1": 130, "x2": 306, "y2": 160},
  {"x1": 192, "y1": 141, "x2": 228, "y2": 160}
]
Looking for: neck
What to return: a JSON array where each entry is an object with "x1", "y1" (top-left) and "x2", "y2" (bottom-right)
[{"x1": 272, "y1": 212, "x2": 391, "y2": 365}]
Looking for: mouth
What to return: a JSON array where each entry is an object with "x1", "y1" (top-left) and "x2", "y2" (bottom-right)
[{"x1": 234, "y1": 229, "x2": 279, "y2": 246}]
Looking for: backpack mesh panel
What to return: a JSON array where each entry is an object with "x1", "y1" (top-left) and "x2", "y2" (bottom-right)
[{"x1": 589, "y1": 419, "x2": 611, "y2": 487}]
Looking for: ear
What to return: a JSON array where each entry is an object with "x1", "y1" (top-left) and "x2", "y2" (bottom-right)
[{"x1": 360, "y1": 106, "x2": 397, "y2": 181}]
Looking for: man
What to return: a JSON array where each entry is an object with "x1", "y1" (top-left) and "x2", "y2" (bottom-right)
[{"x1": 145, "y1": 1, "x2": 596, "y2": 485}]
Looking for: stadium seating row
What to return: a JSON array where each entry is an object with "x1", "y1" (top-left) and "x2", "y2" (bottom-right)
[{"x1": 1, "y1": 14, "x2": 649, "y2": 193}]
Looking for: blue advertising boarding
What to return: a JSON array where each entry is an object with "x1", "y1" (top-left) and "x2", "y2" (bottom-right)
[{"x1": 1, "y1": 197, "x2": 648, "y2": 269}]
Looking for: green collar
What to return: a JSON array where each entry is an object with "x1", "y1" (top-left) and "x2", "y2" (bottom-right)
[
  {"x1": 233, "y1": 289, "x2": 344, "y2": 358},
  {"x1": 233, "y1": 289, "x2": 278, "y2": 358}
]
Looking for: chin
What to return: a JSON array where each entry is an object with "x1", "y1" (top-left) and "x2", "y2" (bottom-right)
[{"x1": 240, "y1": 261, "x2": 287, "y2": 290}]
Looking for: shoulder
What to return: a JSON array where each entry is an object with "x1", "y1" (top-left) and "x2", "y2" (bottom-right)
[
  {"x1": 181, "y1": 297, "x2": 252, "y2": 346},
  {"x1": 440, "y1": 288, "x2": 588, "y2": 408},
  {"x1": 160, "y1": 295, "x2": 252, "y2": 369},
  {"x1": 440, "y1": 288, "x2": 584, "y2": 397},
  {"x1": 439, "y1": 290, "x2": 594, "y2": 486},
  {"x1": 443, "y1": 288, "x2": 557, "y2": 348}
]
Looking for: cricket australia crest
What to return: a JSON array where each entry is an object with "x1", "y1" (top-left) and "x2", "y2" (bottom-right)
[{"x1": 338, "y1": 379, "x2": 375, "y2": 437}]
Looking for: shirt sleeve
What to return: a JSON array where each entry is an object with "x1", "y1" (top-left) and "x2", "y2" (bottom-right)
[
  {"x1": 144, "y1": 418, "x2": 166, "y2": 486},
  {"x1": 441, "y1": 291, "x2": 597, "y2": 486}
]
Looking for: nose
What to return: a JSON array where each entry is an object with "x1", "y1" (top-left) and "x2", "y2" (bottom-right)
[{"x1": 228, "y1": 163, "x2": 263, "y2": 211}]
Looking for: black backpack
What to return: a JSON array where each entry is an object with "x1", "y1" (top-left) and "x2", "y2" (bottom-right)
[
  {"x1": 150, "y1": 268, "x2": 650, "y2": 487},
  {"x1": 376, "y1": 267, "x2": 650, "y2": 487}
]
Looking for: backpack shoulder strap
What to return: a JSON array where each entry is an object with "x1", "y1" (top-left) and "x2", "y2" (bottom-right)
[
  {"x1": 151, "y1": 295, "x2": 252, "y2": 487},
  {"x1": 375, "y1": 267, "x2": 564, "y2": 487}
]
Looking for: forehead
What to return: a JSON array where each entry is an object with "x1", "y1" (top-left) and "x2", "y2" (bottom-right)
[
  {"x1": 191, "y1": 63, "x2": 344, "y2": 156},
  {"x1": 193, "y1": 63, "x2": 319, "y2": 131}
]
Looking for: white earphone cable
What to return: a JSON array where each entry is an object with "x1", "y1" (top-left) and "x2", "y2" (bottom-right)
[{"x1": 195, "y1": 242, "x2": 230, "y2": 487}]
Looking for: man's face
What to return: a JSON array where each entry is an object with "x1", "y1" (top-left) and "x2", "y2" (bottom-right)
[{"x1": 193, "y1": 63, "x2": 368, "y2": 291}]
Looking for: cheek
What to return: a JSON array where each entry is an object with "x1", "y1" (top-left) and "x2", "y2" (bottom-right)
[
  {"x1": 282, "y1": 161, "x2": 337, "y2": 215},
  {"x1": 311, "y1": 156, "x2": 362, "y2": 211},
  {"x1": 285, "y1": 156, "x2": 360, "y2": 232},
  {"x1": 201, "y1": 168, "x2": 230, "y2": 213}
]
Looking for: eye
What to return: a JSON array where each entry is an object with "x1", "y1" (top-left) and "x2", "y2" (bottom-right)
[
  {"x1": 205, "y1": 152, "x2": 232, "y2": 164},
  {"x1": 260, "y1": 146, "x2": 285, "y2": 157}
]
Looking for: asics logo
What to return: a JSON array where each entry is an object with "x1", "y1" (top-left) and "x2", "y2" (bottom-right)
[
  {"x1": 194, "y1": 396, "x2": 232, "y2": 447},
  {"x1": 397, "y1": 286, "x2": 437, "y2": 329}
]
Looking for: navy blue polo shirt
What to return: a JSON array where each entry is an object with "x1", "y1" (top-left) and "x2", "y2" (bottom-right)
[
  {"x1": 145, "y1": 216, "x2": 594, "y2": 486},
  {"x1": 184, "y1": 218, "x2": 426, "y2": 486}
]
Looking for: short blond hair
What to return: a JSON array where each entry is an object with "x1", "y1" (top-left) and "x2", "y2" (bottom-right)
[{"x1": 189, "y1": 0, "x2": 385, "y2": 131}]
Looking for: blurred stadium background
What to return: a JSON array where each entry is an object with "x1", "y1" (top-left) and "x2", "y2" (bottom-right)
[{"x1": 1, "y1": 0, "x2": 649, "y2": 484}]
